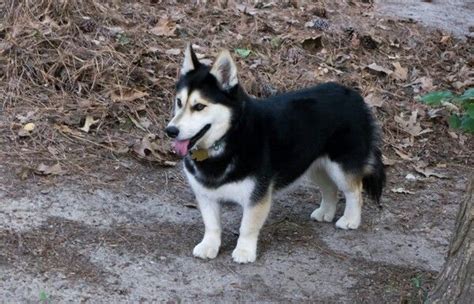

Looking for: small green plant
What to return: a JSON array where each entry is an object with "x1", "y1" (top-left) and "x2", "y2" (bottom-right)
[
  {"x1": 411, "y1": 275, "x2": 421, "y2": 289},
  {"x1": 418, "y1": 88, "x2": 474, "y2": 134},
  {"x1": 234, "y1": 48, "x2": 252, "y2": 58},
  {"x1": 39, "y1": 290, "x2": 49, "y2": 303},
  {"x1": 270, "y1": 36, "x2": 282, "y2": 49},
  {"x1": 116, "y1": 33, "x2": 131, "y2": 46}
]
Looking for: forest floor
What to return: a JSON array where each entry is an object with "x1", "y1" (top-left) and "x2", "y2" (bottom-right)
[{"x1": 0, "y1": 0, "x2": 472, "y2": 302}]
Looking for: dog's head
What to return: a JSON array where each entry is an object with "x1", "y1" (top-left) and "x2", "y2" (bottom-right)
[{"x1": 165, "y1": 44, "x2": 241, "y2": 156}]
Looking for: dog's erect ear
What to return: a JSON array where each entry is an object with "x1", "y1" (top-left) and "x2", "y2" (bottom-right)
[
  {"x1": 181, "y1": 43, "x2": 200, "y2": 75},
  {"x1": 210, "y1": 50, "x2": 238, "y2": 90}
]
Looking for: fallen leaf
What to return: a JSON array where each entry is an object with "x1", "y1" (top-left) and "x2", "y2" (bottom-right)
[
  {"x1": 365, "y1": 93, "x2": 384, "y2": 108},
  {"x1": 382, "y1": 154, "x2": 396, "y2": 166},
  {"x1": 391, "y1": 62, "x2": 408, "y2": 81},
  {"x1": 147, "y1": 46, "x2": 160, "y2": 53},
  {"x1": 54, "y1": 124, "x2": 84, "y2": 137},
  {"x1": 441, "y1": 101, "x2": 460, "y2": 112},
  {"x1": 16, "y1": 111, "x2": 37, "y2": 123},
  {"x1": 132, "y1": 134, "x2": 177, "y2": 166},
  {"x1": 25, "y1": 122, "x2": 35, "y2": 131},
  {"x1": 18, "y1": 122, "x2": 35, "y2": 137},
  {"x1": 105, "y1": 26, "x2": 124, "y2": 35},
  {"x1": 427, "y1": 108, "x2": 444, "y2": 119},
  {"x1": 302, "y1": 36, "x2": 323, "y2": 53},
  {"x1": 35, "y1": 163, "x2": 65, "y2": 176},
  {"x1": 127, "y1": 114, "x2": 150, "y2": 132},
  {"x1": 414, "y1": 166, "x2": 448, "y2": 179},
  {"x1": 165, "y1": 48, "x2": 181, "y2": 55},
  {"x1": 366, "y1": 63, "x2": 393, "y2": 76},
  {"x1": 111, "y1": 90, "x2": 149, "y2": 102},
  {"x1": 391, "y1": 188, "x2": 415, "y2": 194},
  {"x1": 250, "y1": 58, "x2": 262, "y2": 69},
  {"x1": 133, "y1": 135, "x2": 154, "y2": 158},
  {"x1": 351, "y1": 34, "x2": 360, "y2": 48},
  {"x1": 395, "y1": 110, "x2": 432, "y2": 137},
  {"x1": 149, "y1": 18, "x2": 177, "y2": 37},
  {"x1": 419, "y1": 77, "x2": 434, "y2": 91},
  {"x1": 139, "y1": 116, "x2": 152, "y2": 129},
  {"x1": 236, "y1": 4, "x2": 257, "y2": 16},
  {"x1": 399, "y1": 137, "x2": 414, "y2": 148},
  {"x1": 394, "y1": 148, "x2": 413, "y2": 161},
  {"x1": 440, "y1": 35, "x2": 451, "y2": 44},
  {"x1": 448, "y1": 131, "x2": 458, "y2": 139},
  {"x1": 80, "y1": 115, "x2": 99, "y2": 133}
]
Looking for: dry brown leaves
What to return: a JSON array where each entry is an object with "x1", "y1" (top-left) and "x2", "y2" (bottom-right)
[
  {"x1": 132, "y1": 134, "x2": 176, "y2": 166},
  {"x1": 391, "y1": 62, "x2": 408, "y2": 81},
  {"x1": 149, "y1": 18, "x2": 178, "y2": 37},
  {"x1": 35, "y1": 163, "x2": 65, "y2": 176},
  {"x1": 0, "y1": 0, "x2": 472, "y2": 180},
  {"x1": 395, "y1": 110, "x2": 433, "y2": 137}
]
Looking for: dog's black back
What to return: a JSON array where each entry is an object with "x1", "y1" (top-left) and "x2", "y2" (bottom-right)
[{"x1": 184, "y1": 80, "x2": 385, "y2": 203}]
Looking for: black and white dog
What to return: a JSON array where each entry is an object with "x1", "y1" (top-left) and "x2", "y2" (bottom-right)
[{"x1": 165, "y1": 44, "x2": 386, "y2": 263}]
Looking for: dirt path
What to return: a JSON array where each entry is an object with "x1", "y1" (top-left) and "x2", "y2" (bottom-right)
[
  {"x1": 0, "y1": 161, "x2": 469, "y2": 302},
  {"x1": 375, "y1": 0, "x2": 474, "y2": 38}
]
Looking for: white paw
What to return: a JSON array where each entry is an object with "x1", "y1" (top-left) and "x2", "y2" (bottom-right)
[
  {"x1": 311, "y1": 206, "x2": 336, "y2": 222},
  {"x1": 232, "y1": 247, "x2": 256, "y2": 264},
  {"x1": 193, "y1": 241, "x2": 220, "y2": 259},
  {"x1": 335, "y1": 215, "x2": 360, "y2": 230}
]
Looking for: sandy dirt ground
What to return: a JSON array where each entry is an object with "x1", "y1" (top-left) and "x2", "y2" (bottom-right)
[
  {"x1": 1, "y1": 162, "x2": 469, "y2": 302},
  {"x1": 0, "y1": 0, "x2": 473, "y2": 303},
  {"x1": 375, "y1": 0, "x2": 474, "y2": 38}
]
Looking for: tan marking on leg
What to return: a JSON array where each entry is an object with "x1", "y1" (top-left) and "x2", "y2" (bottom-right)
[{"x1": 232, "y1": 187, "x2": 273, "y2": 263}]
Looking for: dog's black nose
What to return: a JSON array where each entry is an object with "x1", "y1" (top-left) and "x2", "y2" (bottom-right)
[{"x1": 165, "y1": 126, "x2": 179, "y2": 138}]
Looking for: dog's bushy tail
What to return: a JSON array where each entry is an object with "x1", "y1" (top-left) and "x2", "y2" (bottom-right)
[{"x1": 363, "y1": 147, "x2": 386, "y2": 204}]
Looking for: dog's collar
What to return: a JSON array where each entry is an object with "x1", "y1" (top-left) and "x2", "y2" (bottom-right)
[{"x1": 190, "y1": 138, "x2": 225, "y2": 161}]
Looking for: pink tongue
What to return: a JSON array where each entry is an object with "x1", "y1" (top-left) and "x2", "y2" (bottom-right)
[{"x1": 173, "y1": 140, "x2": 190, "y2": 156}]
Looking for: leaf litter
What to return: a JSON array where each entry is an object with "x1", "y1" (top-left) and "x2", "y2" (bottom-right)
[{"x1": 0, "y1": 0, "x2": 471, "y2": 184}]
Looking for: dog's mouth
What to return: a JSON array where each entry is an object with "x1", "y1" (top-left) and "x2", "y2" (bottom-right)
[{"x1": 173, "y1": 124, "x2": 211, "y2": 156}]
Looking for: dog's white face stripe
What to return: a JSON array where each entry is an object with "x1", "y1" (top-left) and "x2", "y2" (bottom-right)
[
  {"x1": 174, "y1": 87, "x2": 189, "y2": 116},
  {"x1": 168, "y1": 88, "x2": 232, "y2": 149}
]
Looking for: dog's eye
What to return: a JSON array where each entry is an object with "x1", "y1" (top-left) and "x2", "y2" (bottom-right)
[
  {"x1": 192, "y1": 103, "x2": 206, "y2": 111},
  {"x1": 176, "y1": 98, "x2": 182, "y2": 108}
]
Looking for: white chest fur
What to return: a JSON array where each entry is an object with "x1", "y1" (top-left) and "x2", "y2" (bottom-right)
[{"x1": 184, "y1": 165, "x2": 256, "y2": 207}]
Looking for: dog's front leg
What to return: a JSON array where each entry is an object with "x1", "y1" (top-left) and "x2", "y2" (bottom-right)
[
  {"x1": 232, "y1": 191, "x2": 272, "y2": 263},
  {"x1": 193, "y1": 197, "x2": 221, "y2": 259}
]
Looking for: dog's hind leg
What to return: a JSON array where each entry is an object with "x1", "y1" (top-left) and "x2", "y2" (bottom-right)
[
  {"x1": 323, "y1": 161, "x2": 363, "y2": 230},
  {"x1": 232, "y1": 189, "x2": 272, "y2": 263},
  {"x1": 335, "y1": 181, "x2": 362, "y2": 230},
  {"x1": 310, "y1": 169, "x2": 338, "y2": 222},
  {"x1": 193, "y1": 197, "x2": 222, "y2": 259}
]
